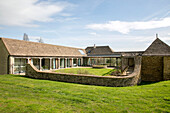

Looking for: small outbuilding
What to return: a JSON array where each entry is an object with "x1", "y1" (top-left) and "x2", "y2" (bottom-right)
[{"x1": 141, "y1": 38, "x2": 170, "y2": 81}]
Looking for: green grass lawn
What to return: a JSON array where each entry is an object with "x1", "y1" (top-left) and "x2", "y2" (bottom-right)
[
  {"x1": 0, "y1": 75, "x2": 169, "y2": 113},
  {"x1": 55, "y1": 68, "x2": 116, "y2": 76}
]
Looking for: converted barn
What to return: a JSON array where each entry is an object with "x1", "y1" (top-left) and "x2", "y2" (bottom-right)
[{"x1": 0, "y1": 37, "x2": 169, "y2": 82}]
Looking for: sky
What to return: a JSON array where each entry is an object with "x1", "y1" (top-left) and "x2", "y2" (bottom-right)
[{"x1": 0, "y1": 0, "x2": 170, "y2": 51}]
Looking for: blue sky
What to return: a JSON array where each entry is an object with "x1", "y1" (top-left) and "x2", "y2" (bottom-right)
[{"x1": 0, "y1": 0, "x2": 170, "y2": 51}]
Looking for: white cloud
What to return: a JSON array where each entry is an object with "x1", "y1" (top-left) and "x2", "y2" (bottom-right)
[
  {"x1": 89, "y1": 32, "x2": 100, "y2": 37},
  {"x1": 59, "y1": 13, "x2": 72, "y2": 17},
  {"x1": 27, "y1": 36, "x2": 44, "y2": 43},
  {"x1": 55, "y1": 17, "x2": 79, "y2": 22},
  {"x1": 86, "y1": 17, "x2": 170, "y2": 34},
  {"x1": 29, "y1": 36, "x2": 41, "y2": 40},
  {"x1": 36, "y1": 33, "x2": 170, "y2": 51},
  {"x1": 0, "y1": 0, "x2": 72, "y2": 27}
]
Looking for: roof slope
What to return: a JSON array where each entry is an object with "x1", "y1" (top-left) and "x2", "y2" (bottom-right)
[
  {"x1": 1, "y1": 38, "x2": 86, "y2": 57},
  {"x1": 143, "y1": 38, "x2": 170, "y2": 56},
  {"x1": 85, "y1": 46, "x2": 114, "y2": 55},
  {"x1": 115, "y1": 51, "x2": 144, "y2": 57}
]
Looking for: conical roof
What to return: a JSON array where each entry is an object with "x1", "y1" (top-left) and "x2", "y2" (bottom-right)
[{"x1": 143, "y1": 38, "x2": 170, "y2": 56}]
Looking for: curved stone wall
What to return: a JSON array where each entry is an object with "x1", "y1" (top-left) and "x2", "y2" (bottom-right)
[{"x1": 26, "y1": 56, "x2": 142, "y2": 87}]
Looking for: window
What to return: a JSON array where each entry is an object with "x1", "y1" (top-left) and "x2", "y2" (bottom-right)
[{"x1": 78, "y1": 50, "x2": 85, "y2": 55}]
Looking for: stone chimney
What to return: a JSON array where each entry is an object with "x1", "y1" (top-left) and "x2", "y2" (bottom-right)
[
  {"x1": 94, "y1": 44, "x2": 96, "y2": 48},
  {"x1": 156, "y1": 33, "x2": 158, "y2": 38}
]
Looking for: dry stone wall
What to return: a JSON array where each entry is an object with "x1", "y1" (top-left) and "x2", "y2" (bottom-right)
[
  {"x1": 163, "y1": 56, "x2": 170, "y2": 80},
  {"x1": 26, "y1": 56, "x2": 142, "y2": 87}
]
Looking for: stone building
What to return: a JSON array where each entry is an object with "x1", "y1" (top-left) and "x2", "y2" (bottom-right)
[
  {"x1": 0, "y1": 37, "x2": 169, "y2": 82},
  {"x1": 84, "y1": 46, "x2": 122, "y2": 67},
  {"x1": 141, "y1": 38, "x2": 170, "y2": 81},
  {"x1": 0, "y1": 38, "x2": 85, "y2": 74}
]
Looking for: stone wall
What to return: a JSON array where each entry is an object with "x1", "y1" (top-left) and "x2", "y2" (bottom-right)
[
  {"x1": 26, "y1": 56, "x2": 142, "y2": 87},
  {"x1": 141, "y1": 56, "x2": 163, "y2": 81},
  {"x1": 163, "y1": 56, "x2": 170, "y2": 80},
  {"x1": 128, "y1": 58, "x2": 134, "y2": 67},
  {"x1": 121, "y1": 57, "x2": 128, "y2": 72},
  {"x1": 0, "y1": 39, "x2": 9, "y2": 74}
]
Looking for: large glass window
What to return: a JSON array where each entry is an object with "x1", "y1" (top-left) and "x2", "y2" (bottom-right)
[
  {"x1": 42, "y1": 59, "x2": 50, "y2": 70},
  {"x1": 67, "y1": 59, "x2": 70, "y2": 67},
  {"x1": 60, "y1": 59, "x2": 64, "y2": 68},
  {"x1": 14, "y1": 58, "x2": 27, "y2": 74},
  {"x1": 33, "y1": 59, "x2": 40, "y2": 69},
  {"x1": 78, "y1": 59, "x2": 81, "y2": 66},
  {"x1": 53, "y1": 59, "x2": 56, "y2": 69},
  {"x1": 106, "y1": 58, "x2": 111, "y2": 66},
  {"x1": 109, "y1": 58, "x2": 116, "y2": 67},
  {"x1": 117, "y1": 58, "x2": 121, "y2": 67},
  {"x1": 73, "y1": 59, "x2": 77, "y2": 67},
  {"x1": 87, "y1": 58, "x2": 91, "y2": 66},
  {"x1": 86, "y1": 57, "x2": 120, "y2": 67}
]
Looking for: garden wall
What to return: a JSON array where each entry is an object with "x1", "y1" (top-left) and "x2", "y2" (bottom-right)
[
  {"x1": 163, "y1": 56, "x2": 170, "y2": 80},
  {"x1": 26, "y1": 56, "x2": 142, "y2": 87}
]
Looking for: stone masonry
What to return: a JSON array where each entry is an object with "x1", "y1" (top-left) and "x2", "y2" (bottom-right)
[
  {"x1": 163, "y1": 56, "x2": 170, "y2": 80},
  {"x1": 26, "y1": 57, "x2": 142, "y2": 87}
]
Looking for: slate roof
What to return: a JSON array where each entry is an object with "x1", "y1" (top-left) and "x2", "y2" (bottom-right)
[
  {"x1": 115, "y1": 51, "x2": 144, "y2": 57},
  {"x1": 1, "y1": 37, "x2": 86, "y2": 57},
  {"x1": 85, "y1": 46, "x2": 114, "y2": 56},
  {"x1": 143, "y1": 38, "x2": 170, "y2": 56},
  {"x1": 85, "y1": 46, "x2": 144, "y2": 57}
]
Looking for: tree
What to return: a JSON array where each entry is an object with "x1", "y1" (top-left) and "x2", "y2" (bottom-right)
[
  {"x1": 37, "y1": 37, "x2": 44, "y2": 43},
  {"x1": 23, "y1": 33, "x2": 29, "y2": 41}
]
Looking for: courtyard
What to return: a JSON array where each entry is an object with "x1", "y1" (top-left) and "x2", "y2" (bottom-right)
[{"x1": 54, "y1": 67, "x2": 118, "y2": 76}]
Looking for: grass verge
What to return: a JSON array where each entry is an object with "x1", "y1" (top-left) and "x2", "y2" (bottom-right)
[{"x1": 0, "y1": 74, "x2": 169, "y2": 113}]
